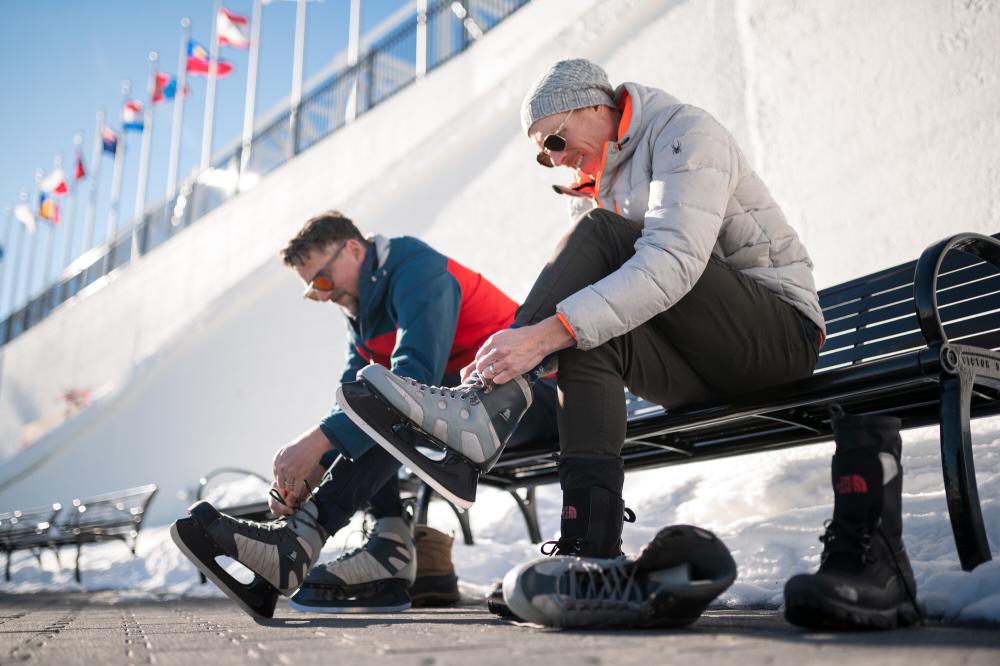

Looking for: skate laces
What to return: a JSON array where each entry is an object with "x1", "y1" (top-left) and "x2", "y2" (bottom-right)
[
  {"x1": 561, "y1": 560, "x2": 643, "y2": 611},
  {"x1": 402, "y1": 373, "x2": 490, "y2": 401}
]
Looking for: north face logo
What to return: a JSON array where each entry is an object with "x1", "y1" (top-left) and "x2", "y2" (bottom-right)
[
  {"x1": 835, "y1": 475, "x2": 869, "y2": 494},
  {"x1": 561, "y1": 506, "x2": 578, "y2": 520},
  {"x1": 287, "y1": 551, "x2": 298, "y2": 562},
  {"x1": 499, "y1": 408, "x2": 512, "y2": 421}
]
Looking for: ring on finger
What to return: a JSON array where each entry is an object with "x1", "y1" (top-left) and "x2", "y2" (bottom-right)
[
  {"x1": 282, "y1": 480, "x2": 296, "y2": 489},
  {"x1": 487, "y1": 363, "x2": 497, "y2": 376}
]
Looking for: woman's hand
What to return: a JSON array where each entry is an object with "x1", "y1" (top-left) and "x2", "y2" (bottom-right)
[{"x1": 475, "y1": 316, "x2": 574, "y2": 384}]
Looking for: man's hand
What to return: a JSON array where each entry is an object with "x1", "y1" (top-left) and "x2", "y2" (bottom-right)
[
  {"x1": 475, "y1": 316, "x2": 575, "y2": 384},
  {"x1": 271, "y1": 426, "x2": 333, "y2": 511}
]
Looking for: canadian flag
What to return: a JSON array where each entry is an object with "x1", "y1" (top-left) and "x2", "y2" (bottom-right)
[
  {"x1": 40, "y1": 168, "x2": 69, "y2": 197},
  {"x1": 217, "y1": 8, "x2": 250, "y2": 49}
]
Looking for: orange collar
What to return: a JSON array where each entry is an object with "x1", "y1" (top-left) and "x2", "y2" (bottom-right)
[{"x1": 591, "y1": 89, "x2": 632, "y2": 207}]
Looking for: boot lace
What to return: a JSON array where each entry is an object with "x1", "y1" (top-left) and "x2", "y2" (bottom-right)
[
  {"x1": 819, "y1": 519, "x2": 922, "y2": 622},
  {"x1": 539, "y1": 508, "x2": 637, "y2": 556},
  {"x1": 819, "y1": 518, "x2": 875, "y2": 565}
]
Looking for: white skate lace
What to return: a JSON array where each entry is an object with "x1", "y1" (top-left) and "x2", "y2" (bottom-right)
[
  {"x1": 562, "y1": 560, "x2": 643, "y2": 612},
  {"x1": 402, "y1": 373, "x2": 492, "y2": 401}
]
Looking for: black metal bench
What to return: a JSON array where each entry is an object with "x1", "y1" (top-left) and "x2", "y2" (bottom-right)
[
  {"x1": 461, "y1": 231, "x2": 999, "y2": 571},
  {"x1": 0, "y1": 484, "x2": 159, "y2": 583},
  {"x1": 0, "y1": 504, "x2": 62, "y2": 582}
]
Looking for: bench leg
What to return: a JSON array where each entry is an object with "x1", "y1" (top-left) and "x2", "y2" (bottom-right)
[
  {"x1": 75, "y1": 543, "x2": 82, "y2": 584},
  {"x1": 450, "y1": 503, "x2": 474, "y2": 546},
  {"x1": 4, "y1": 550, "x2": 10, "y2": 582},
  {"x1": 940, "y1": 373, "x2": 992, "y2": 571},
  {"x1": 508, "y1": 487, "x2": 543, "y2": 544}
]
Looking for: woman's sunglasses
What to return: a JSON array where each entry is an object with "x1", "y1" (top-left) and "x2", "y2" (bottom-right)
[{"x1": 536, "y1": 109, "x2": 575, "y2": 168}]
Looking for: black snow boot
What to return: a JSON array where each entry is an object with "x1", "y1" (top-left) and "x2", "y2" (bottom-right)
[{"x1": 784, "y1": 409, "x2": 920, "y2": 630}]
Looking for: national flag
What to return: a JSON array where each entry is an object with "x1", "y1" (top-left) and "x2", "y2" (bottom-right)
[
  {"x1": 74, "y1": 151, "x2": 86, "y2": 180},
  {"x1": 217, "y1": 8, "x2": 250, "y2": 49},
  {"x1": 101, "y1": 125, "x2": 119, "y2": 155},
  {"x1": 14, "y1": 203, "x2": 36, "y2": 234},
  {"x1": 152, "y1": 72, "x2": 186, "y2": 104},
  {"x1": 123, "y1": 100, "x2": 144, "y2": 132},
  {"x1": 186, "y1": 39, "x2": 233, "y2": 77},
  {"x1": 38, "y1": 192, "x2": 60, "y2": 224},
  {"x1": 40, "y1": 168, "x2": 69, "y2": 197}
]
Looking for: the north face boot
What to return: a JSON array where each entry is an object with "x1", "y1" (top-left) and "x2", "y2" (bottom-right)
[
  {"x1": 548, "y1": 456, "x2": 630, "y2": 557},
  {"x1": 289, "y1": 516, "x2": 416, "y2": 613},
  {"x1": 784, "y1": 410, "x2": 920, "y2": 630},
  {"x1": 409, "y1": 524, "x2": 461, "y2": 607}
]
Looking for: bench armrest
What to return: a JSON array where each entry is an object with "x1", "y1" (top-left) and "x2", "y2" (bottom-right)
[{"x1": 914, "y1": 232, "x2": 1000, "y2": 347}]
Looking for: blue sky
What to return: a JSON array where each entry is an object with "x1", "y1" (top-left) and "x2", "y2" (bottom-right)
[{"x1": 0, "y1": 0, "x2": 410, "y2": 318}]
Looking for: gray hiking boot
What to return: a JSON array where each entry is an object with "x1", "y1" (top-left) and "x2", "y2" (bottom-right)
[{"x1": 289, "y1": 516, "x2": 416, "y2": 613}]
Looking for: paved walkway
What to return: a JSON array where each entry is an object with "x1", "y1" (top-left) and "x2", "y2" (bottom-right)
[{"x1": 1, "y1": 593, "x2": 998, "y2": 665}]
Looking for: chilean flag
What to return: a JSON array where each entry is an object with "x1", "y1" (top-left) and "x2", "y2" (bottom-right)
[
  {"x1": 123, "y1": 100, "x2": 144, "y2": 132},
  {"x1": 217, "y1": 8, "x2": 250, "y2": 49},
  {"x1": 41, "y1": 168, "x2": 69, "y2": 197},
  {"x1": 187, "y1": 40, "x2": 233, "y2": 77}
]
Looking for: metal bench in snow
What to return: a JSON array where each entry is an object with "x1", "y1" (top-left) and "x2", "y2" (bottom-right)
[
  {"x1": 0, "y1": 504, "x2": 62, "y2": 581},
  {"x1": 46, "y1": 484, "x2": 158, "y2": 582},
  {"x1": 461, "y1": 231, "x2": 999, "y2": 572}
]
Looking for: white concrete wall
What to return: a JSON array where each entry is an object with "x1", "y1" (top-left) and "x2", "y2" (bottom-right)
[{"x1": 0, "y1": 0, "x2": 997, "y2": 525}]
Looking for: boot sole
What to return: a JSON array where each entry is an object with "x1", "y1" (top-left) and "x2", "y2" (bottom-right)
[
  {"x1": 785, "y1": 592, "x2": 919, "y2": 630},
  {"x1": 287, "y1": 599, "x2": 411, "y2": 614},
  {"x1": 170, "y1": 519, "x2": 279, "y2": 620},
  {"x1": 337, "y1": 384, "x2": 477, "y2": 509}
]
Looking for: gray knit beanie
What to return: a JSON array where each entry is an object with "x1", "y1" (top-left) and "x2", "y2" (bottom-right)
[{"x1": 520, "y1": 58, "x2": 616, "y2": 134}]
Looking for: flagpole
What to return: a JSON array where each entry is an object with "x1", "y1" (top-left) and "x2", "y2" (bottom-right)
[
  {"x1": 288, "y1": 0, "x2": 307, "y2": 156},
  {"x1": 239, "y1": 0, "x2": 263, "y2": 186},
  {"x1": 200, "y1": 0, "x2": 223, "y2": 171},
  {"x1": 344, "y1": 0, "x2": 360, "y2": 122},
  {"x1": 83, "y1": 109, "x2": 104, "y2": 251},
  {"x1": 416, "y1": 0, "x2": 428, "y2": 78},
  {"x1": 63, "y1": 131, "x2": 83, "y2": 270},
  {"x1": 106, "y1": 80, "x2": 130, "y2": 243},
  {"x1": 167, "y1": 18, "x2": 191, "y2": 200},
  {"x1": 132, "y1": 51, "x2": 158, "y2": 262},
  {"x1": 0, "y1": 205, "x2": 11, "y2": 317},
  {"x1": 42, "y1": 155, "x2": 62, "y2": 286},
  {"x1": 26, "y1": 170, "x2": 43, "y2": 302},
  {"x1": 9, "y1": 191, "x2": 28, "y2": 313}
]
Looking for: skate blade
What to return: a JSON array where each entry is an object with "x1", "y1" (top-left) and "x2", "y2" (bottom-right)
[
  {"x1": 337, "y1": 382, "x2": 478, "y2": 509},
  {"x1": 170, "y1": 517, "x2": 279, "y2": 620},
  {"x1": 287, "y1": 599, "x2": 412, "y2": 614}
]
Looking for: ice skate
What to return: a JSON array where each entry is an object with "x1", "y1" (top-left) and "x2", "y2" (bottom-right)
[
  {"x1": 170, "y1": 500, "x2": 327, "y2": 620},
  {"x1": 289, "y1": 516, "x2": 415, "y2": 614},
  {"x1": 337, "y1": 365, "x2": 532, "y2": 509}
]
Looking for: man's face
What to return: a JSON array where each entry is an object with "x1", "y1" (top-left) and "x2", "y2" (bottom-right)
[
  {"x1": 295, "y1": 240, "x2": 364, "y2": 315},
  {"x1": 528, "y1": 107, "x2": 617, "y2": 177}
]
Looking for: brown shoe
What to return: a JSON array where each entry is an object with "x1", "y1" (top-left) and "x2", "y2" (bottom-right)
[{"x1": 409, "y1": 525, "x2": 461, "y2": 607}]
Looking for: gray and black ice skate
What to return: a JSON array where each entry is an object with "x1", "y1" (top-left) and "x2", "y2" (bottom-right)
[
  {"x1": 784, "y1": 410, "x2": 921, "y2": 630},
  {"x1": 337, "y1": 365, "x2": 532, "y2": 508},
  {"x1": 502, "y1": 525, "x2": 737, "y2": 629},
  {"x1": 170, "y1": 500, "x2": 327, "y2": 620},
  {"x1": 289, "y1": 516, "x2": 416, "y2": 614}
]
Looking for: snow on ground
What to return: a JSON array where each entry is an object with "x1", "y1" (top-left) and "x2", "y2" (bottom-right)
[{"x1": 2, "y1": 418, "x2": 998, "y2": 625}]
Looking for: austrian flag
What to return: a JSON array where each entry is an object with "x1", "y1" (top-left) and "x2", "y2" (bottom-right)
[{"x1": 217, "y1": 8, "x2": 250, "y2": 49}]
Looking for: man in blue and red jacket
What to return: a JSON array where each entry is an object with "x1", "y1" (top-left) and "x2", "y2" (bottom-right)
[{"x1": 193, "y1": 210, "x2": 556, "y2": 616}]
